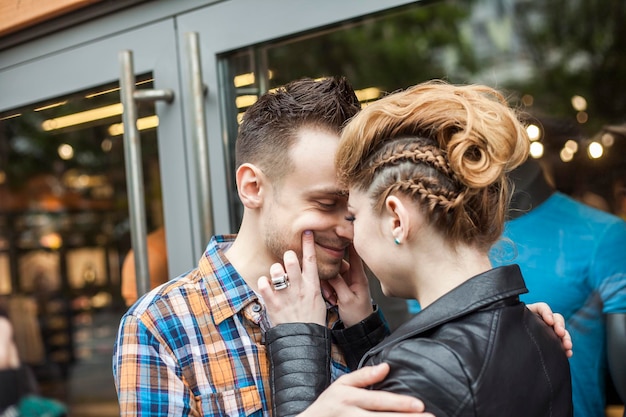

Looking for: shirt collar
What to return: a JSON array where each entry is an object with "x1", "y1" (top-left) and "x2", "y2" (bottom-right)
[{"x1": 198, "y1": 235, "x2": 262, "y2": 325}]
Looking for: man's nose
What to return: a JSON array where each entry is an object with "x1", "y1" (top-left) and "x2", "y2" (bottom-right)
[{"x1": 336, "y1": 214, "x2": 354, "y2": 240}]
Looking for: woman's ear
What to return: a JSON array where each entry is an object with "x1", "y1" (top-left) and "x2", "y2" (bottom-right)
[
  {"x1": 236, "y1": 163, "x2": 265, "y2": 208},
  {"x1": 385, "y1": 195, "x2": 411, "y2": 245}
]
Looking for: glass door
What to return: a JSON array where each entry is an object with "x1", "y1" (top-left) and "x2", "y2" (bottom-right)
[{"x1": 0, "y1": 19, "x2": 190, "y2": 415}]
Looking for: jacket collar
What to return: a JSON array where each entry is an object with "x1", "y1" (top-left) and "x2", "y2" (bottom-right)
[{"x1": 361, "y1": 265, "x2": 527, "y2": 362}]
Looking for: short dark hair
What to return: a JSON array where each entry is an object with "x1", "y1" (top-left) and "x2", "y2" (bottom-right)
[{"x1": 235, "y1": 76, "x2": 361, "y2": 181}]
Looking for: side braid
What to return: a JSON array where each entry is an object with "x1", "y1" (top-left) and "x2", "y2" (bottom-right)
[
  {"x1": 368, "y1": 142, "x2": 455, "y2": 178},
  {"x1": 383, "y1": 178, "x2": 467, "y2": 213}
]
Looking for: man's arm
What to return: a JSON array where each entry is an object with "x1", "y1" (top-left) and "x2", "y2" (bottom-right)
[
  {"x1": 266, "y1": 323, "x2": 433, "y2": 417},
  {"x1": 607, "y1": 313, "x2": 626, "y2": 417},
  {"x1": 526, "y1": 302, "x2": 573, "y2": 357},
  {"x1": 297, "y1": 364, "x2": 432, "y2": 417}
]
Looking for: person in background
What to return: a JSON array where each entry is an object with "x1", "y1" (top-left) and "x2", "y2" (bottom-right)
[
  {"x1": 490, "y1": 158, "x2": 626, "y2": 417},
  {"x1": 0, "y1": 311, "x2": 66, "y2": 417},
  {"x1": 0, "y1": 314, "x2": 31, "y2": 411},
  {"x1": 260, "y1": 80, "x2": 573, "y2": 416},
  {"x1": 120, "y1": 227, "x2": 169, "y2": 306}
]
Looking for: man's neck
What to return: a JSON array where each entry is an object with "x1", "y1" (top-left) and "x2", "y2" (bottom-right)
[{"x1": 224, "y1": 227, "x2": 272, "y2": 294}]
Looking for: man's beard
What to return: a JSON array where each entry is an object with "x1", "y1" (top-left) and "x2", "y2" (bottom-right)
[{"x1": 264, "y1": 227, "x2": 343, "y2": 281}]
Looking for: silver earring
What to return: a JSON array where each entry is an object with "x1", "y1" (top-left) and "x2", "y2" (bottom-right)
[{"x1": 394, "y1": 238, "x2": 401, "y2": 245}]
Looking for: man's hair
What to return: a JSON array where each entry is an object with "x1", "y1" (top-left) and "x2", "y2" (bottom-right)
[{"x1": 235, "y1": 76, "x2": 361, "y2": 181}]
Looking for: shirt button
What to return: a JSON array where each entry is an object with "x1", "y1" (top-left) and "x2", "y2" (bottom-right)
[{"x1": 251, "y1": 303, "x2": 262, "y2": 313}]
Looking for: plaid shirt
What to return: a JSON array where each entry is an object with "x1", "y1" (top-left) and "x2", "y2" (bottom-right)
[{"x1": 113, "y1": 235, "x2": 349, "y2": 416}]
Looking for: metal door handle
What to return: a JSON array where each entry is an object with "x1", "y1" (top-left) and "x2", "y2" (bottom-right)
[
  {"x1": 119, "y1": 49, "x2": 174, "y2": 298},
  {"x1": 185, "y1": 32, "x2": 214, "y2": 246}
]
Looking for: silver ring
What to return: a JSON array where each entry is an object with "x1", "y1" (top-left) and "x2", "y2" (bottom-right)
[{"x1": 272, "y1": 273, "x2": 290, "y2": 291}]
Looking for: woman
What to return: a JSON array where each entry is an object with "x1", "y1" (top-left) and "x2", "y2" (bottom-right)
[{"x1": 258, "y1": 81, "x2": 573, "y2": 416}]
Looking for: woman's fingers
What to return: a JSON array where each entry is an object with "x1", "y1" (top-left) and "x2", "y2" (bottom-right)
[{"x1": 298, "y1": 230, "x2": 318, "y2": 286}]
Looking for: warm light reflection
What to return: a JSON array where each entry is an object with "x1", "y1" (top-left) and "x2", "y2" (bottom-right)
[
  {"x1": 564, "y1": 140, "x2": 578, "y2": 153},
  {"x1": 521, "y1": 94, "x2": 534, "y2": 106},
  {"x1": 101, "y1": 138, "x2": 113, "y2": 152},
  {"x1": 234, "y1": 73, "x2": 255, "y2": 87},
  {"x1": 40, "y1": 233, "x2": 63, "y2": 250},
  {"x1": 0, "y1": 113, "x2": 21, "y2": 121},
  {"x1": 576, "y1": 111, "x2": 588, "y2": 124},
  {"x1": 85, "y1": 79, "x2": 152, "y2": 99},
  {"x1": 560, "y1": 147, "x2": 574, "y2": 162},
  {"x1": 355, "y1": 87, "x2": 381, "y2": 102},
  {"x1": 58, "y1": 144, "x2": 74, "y2": 160},
  {"x1": 0, "y1": 171, "x2": 5, "y2": 184},
  {"x1": 34, "y1": 101, "x2": 68, "y2": 112},
  {"x1": 588, "y1": 141, "x2": 603, "y2": 159},
  {"x1": 601, "y1": 133, "x2": 615, "y2": 147},
  {"x1": 526, "y1": 124, "x2": 541, "y2": 141},
  {"x1": 42, "y1": 103, "x2": 123, "y2": 131},
  {"x1": 108, "y1": 115, "x2": 159, "y2": 136},
  {"x1": 571, "y1": 95, "x2": 587, "y2": 111},
  {"x1": 529, "y1": 141, "x2": 544, "y2": 158},
  {"x1": 236, "y1": 95, "x2": 258, "y2": 108}
]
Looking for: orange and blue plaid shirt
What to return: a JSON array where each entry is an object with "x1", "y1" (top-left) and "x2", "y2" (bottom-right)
[{"x1": 113, "y1": 235, "x2": 349, "y2": 416}]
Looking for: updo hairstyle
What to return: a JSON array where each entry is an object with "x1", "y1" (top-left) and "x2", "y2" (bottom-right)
[{"x1": 336, "y1": 80, "x2": 529, "y2": 250}]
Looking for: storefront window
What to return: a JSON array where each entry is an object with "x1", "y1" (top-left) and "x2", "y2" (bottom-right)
[{"x1": 0, "y1": 75, "x2": 164, "y2": 406}]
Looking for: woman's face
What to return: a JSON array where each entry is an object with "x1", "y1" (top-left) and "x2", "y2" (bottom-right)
[
  {"x1": 347, "y1": 189, "x2": 397, "y2": 295},
  {"x1": 348, "y1": 188, "x2": 421, "y2": 298}
]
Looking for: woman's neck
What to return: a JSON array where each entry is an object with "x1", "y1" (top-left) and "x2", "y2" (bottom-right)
[{"x1": 412, "y1": 242, "x2": 492, "y2": 308}]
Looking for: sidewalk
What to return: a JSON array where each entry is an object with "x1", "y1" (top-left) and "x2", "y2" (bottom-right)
[{"x1": 65, "y1": 309, "x2": 120, "y2": 417}]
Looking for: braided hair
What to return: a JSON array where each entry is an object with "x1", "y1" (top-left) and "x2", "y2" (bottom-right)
[{"x1": 336, "y1": 80, "x2": 529, "y2": 250}]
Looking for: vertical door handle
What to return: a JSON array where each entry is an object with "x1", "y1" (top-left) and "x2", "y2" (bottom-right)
[
  {"x1": 185, "y1": 32, "x2": 214, "y2": 247},
  {"x1": 119, "y1": 49, "x2": 174, "y2": 298}
]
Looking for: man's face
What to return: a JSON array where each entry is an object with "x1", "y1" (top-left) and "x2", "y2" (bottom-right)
[{"x1": 263, "y1": 128, "x2": 353, "y2": 280}]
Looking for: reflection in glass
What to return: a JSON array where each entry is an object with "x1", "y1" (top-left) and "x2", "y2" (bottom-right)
[
  {"x1": 222, "y1": 0, "x2": 626, "y2": 228},
  {"x1": 0, "y1": 75, "x2": 164, "y2": 407}
]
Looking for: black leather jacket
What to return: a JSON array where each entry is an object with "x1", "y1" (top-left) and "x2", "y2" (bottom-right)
[
  {"x1": 266, "y1": 265, "x2": 573, "y2": 417},
  {"x1": 265, "y1": 306, "x2": 388, "y2": 417}
]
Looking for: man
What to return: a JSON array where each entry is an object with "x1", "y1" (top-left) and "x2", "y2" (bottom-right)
[
  {"x1": 113, "y1": 77, "x2": 430, "y2": 417},
  {"x1": 113, "y1": 77, "x2": 569, "y2": 417}
]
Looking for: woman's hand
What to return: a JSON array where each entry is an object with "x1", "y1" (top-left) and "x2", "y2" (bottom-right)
[
  {"x1": 257, "y1": 230, "x2": 327, "y2": 327},
  {"x1": 321, "y1": 244, "x2": 374, "y2": 327},
  {"x1": 527, "y1": 302, "x2": 573, "y2": 358}
]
